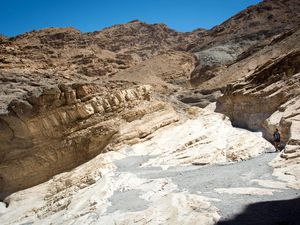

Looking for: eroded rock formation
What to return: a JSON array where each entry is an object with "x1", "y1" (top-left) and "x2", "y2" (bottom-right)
[
  {"x1": 0, "y1": 21, "x2": 197, "y2": 195},
  {"x1": 0, "y1": 107, "x2": 274, "y2": 225},
  {"x1": 0, "y1": 82, "x2": 179, "y2": 194},
  {"x1": 216, "y1": 50, "x2": 300, "y2": 189},
  {"x1": 216, "y1": 51, "x2": 300, "y2": 136}
]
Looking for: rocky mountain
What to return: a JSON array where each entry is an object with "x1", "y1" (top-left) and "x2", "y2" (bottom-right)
[
  {"x1": 1, "y1": 0, "x2": 299, "y2": 86},
  {"x1": 190, "y1": 0, "x2": 300, "y2": 84},
  {"x1": 0, "y1": 21, "x2": 196, "y2": 82},
  {"x1": 90, "y1": 20, "x2": 196, "y2": 55},
  {"x1": 1, "y1": 0, "x2": 300, "y2": 223}
]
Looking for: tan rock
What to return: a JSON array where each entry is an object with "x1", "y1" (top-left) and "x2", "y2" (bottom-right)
[{"x1": 0, "y1": 82, "x2": 179, "y2": 194}]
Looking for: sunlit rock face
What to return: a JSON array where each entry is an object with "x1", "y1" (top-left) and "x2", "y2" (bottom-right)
[
  {"x1": 0, "y1": 82, "x2": 179, "y2": 195},
  {"x1": 216, "y1": 51, "x2": 300, "y2": 139},
  {"x1": 0, "y1": 22, "x2": 198, "y2": 196},
  {"x1": 216, "y1": 51, "x2": 300, "y2": 190},
  {"x1": 0, "y1": 108, "x2": 274, "y2": 225},
  {"x1": 133, "y1": 107, "x2": 273, "y2": 169}
]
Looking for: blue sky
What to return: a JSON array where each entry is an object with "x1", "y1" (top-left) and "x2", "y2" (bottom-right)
[{"x1": 1, "y1": 0, "x2": 261, "y2": 37}]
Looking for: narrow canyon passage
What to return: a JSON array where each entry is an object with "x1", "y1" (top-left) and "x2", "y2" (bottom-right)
[
  {"x1": 1, "y1": 1, "x2": 300, "y2": 224},
  {"x1": 0, "y1": 109, "x2": 299, "y2": 225}
]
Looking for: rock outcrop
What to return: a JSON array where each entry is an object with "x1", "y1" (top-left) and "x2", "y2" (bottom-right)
[
  {"x1": 216, "y1": 51, "x2": 300, "y2": 137},
  {"x1": 0, "y1": 21, "x2": 197, "y2": 195},
  {"x1": 0, "y1": 81, "x2": 179, "y2": 195},
  {"x1": 198, "y1": 27, "x2": 300, "y2": 91}
]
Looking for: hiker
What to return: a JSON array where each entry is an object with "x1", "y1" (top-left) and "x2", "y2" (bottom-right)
[{"x1": 273, "y1": 128, "x2": 281, "y2": 152}]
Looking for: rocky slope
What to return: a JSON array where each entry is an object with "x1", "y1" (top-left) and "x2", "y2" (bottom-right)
[
  {"x1": 216, "y1": 50, "x2": 300, "y2": 135},
  {"x1": 204, "y1": 11, "x2": 300, "y2": 191},
  {"x1": 3, "y1": 0, "x2": 300, "y2": 87},
  {"x1": 216, "y1": 49, "x2": 300, "y2": 189},
  {"x1": 0, "y1": 22, "x2": 196, "y2": 82},
  {"x1": 90, "y1": 20, "x2": 197, "y2": 56},
  {"x1": 190, "y1": 0, "x2": 300, "y2": 84},
  {"x1": 183, "y1": 0, "x2": 300, "y2": 198},
  {"x1": 199, "y1": 27, "x2": 300, "y2": 90},
  {"x1": 112, "y1": 51, "x2": 196, "y2": 89}
]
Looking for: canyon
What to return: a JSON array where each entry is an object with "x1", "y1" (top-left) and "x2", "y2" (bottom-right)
[{"x1": 0, "y1": 0, "x2": 300, "y2": 224}]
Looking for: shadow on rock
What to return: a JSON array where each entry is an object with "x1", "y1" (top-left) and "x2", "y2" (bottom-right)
[{"x1": 216, "y1": 197, "x2": 300, "y2": 225}]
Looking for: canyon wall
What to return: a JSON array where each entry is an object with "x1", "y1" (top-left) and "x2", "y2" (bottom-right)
[
  {"x1": 216, "y1": 51, "x2": 300, "y2": 142},
  {"x1": 215, "y1": 51, "x2": 300, "y2": 188},
  {"x1": 0, "y1": 82, "x2": 179, "y2": 195}
]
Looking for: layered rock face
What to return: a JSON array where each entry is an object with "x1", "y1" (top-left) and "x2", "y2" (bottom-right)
[
  {"x1": 0, "y1": 107, "x2": 273, "y2": 225},
  {"x1": 199, "y1": 27, "x2": 300, "y2": 90},
  {"x1": 0, "y1": 22, "x2": 197, "y2": 194},
  {"x1": 201, "y1": 5, "x2": 300, "y2": 187},
  {"x1": 0, "y1": 82, "x2": 179, "y2": 195},
  {"x1": 216, "y1": 50, "x2": 300, "y2": 188},
  {"x1": 216, "y1": 51, "x2": 300, "y2": 137}
]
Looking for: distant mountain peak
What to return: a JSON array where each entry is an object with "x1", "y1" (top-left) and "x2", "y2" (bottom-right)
[{"x1": 128, "y1": 19, "x2": 143, "y2": 23}]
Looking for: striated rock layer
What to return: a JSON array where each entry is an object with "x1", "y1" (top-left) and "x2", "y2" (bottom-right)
[
  {"x1": 216, "y1": 51, "x2": 300, "y2": 138},
  {"x1": 216, "y1": 50, "x2": 300, "y2": 188},
  {"x1": 0, "y1": 10, "x2": 198, "y2": 197},
  {"x1": 0, "y1": 82, "x2": 179, "y2": 195}
]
